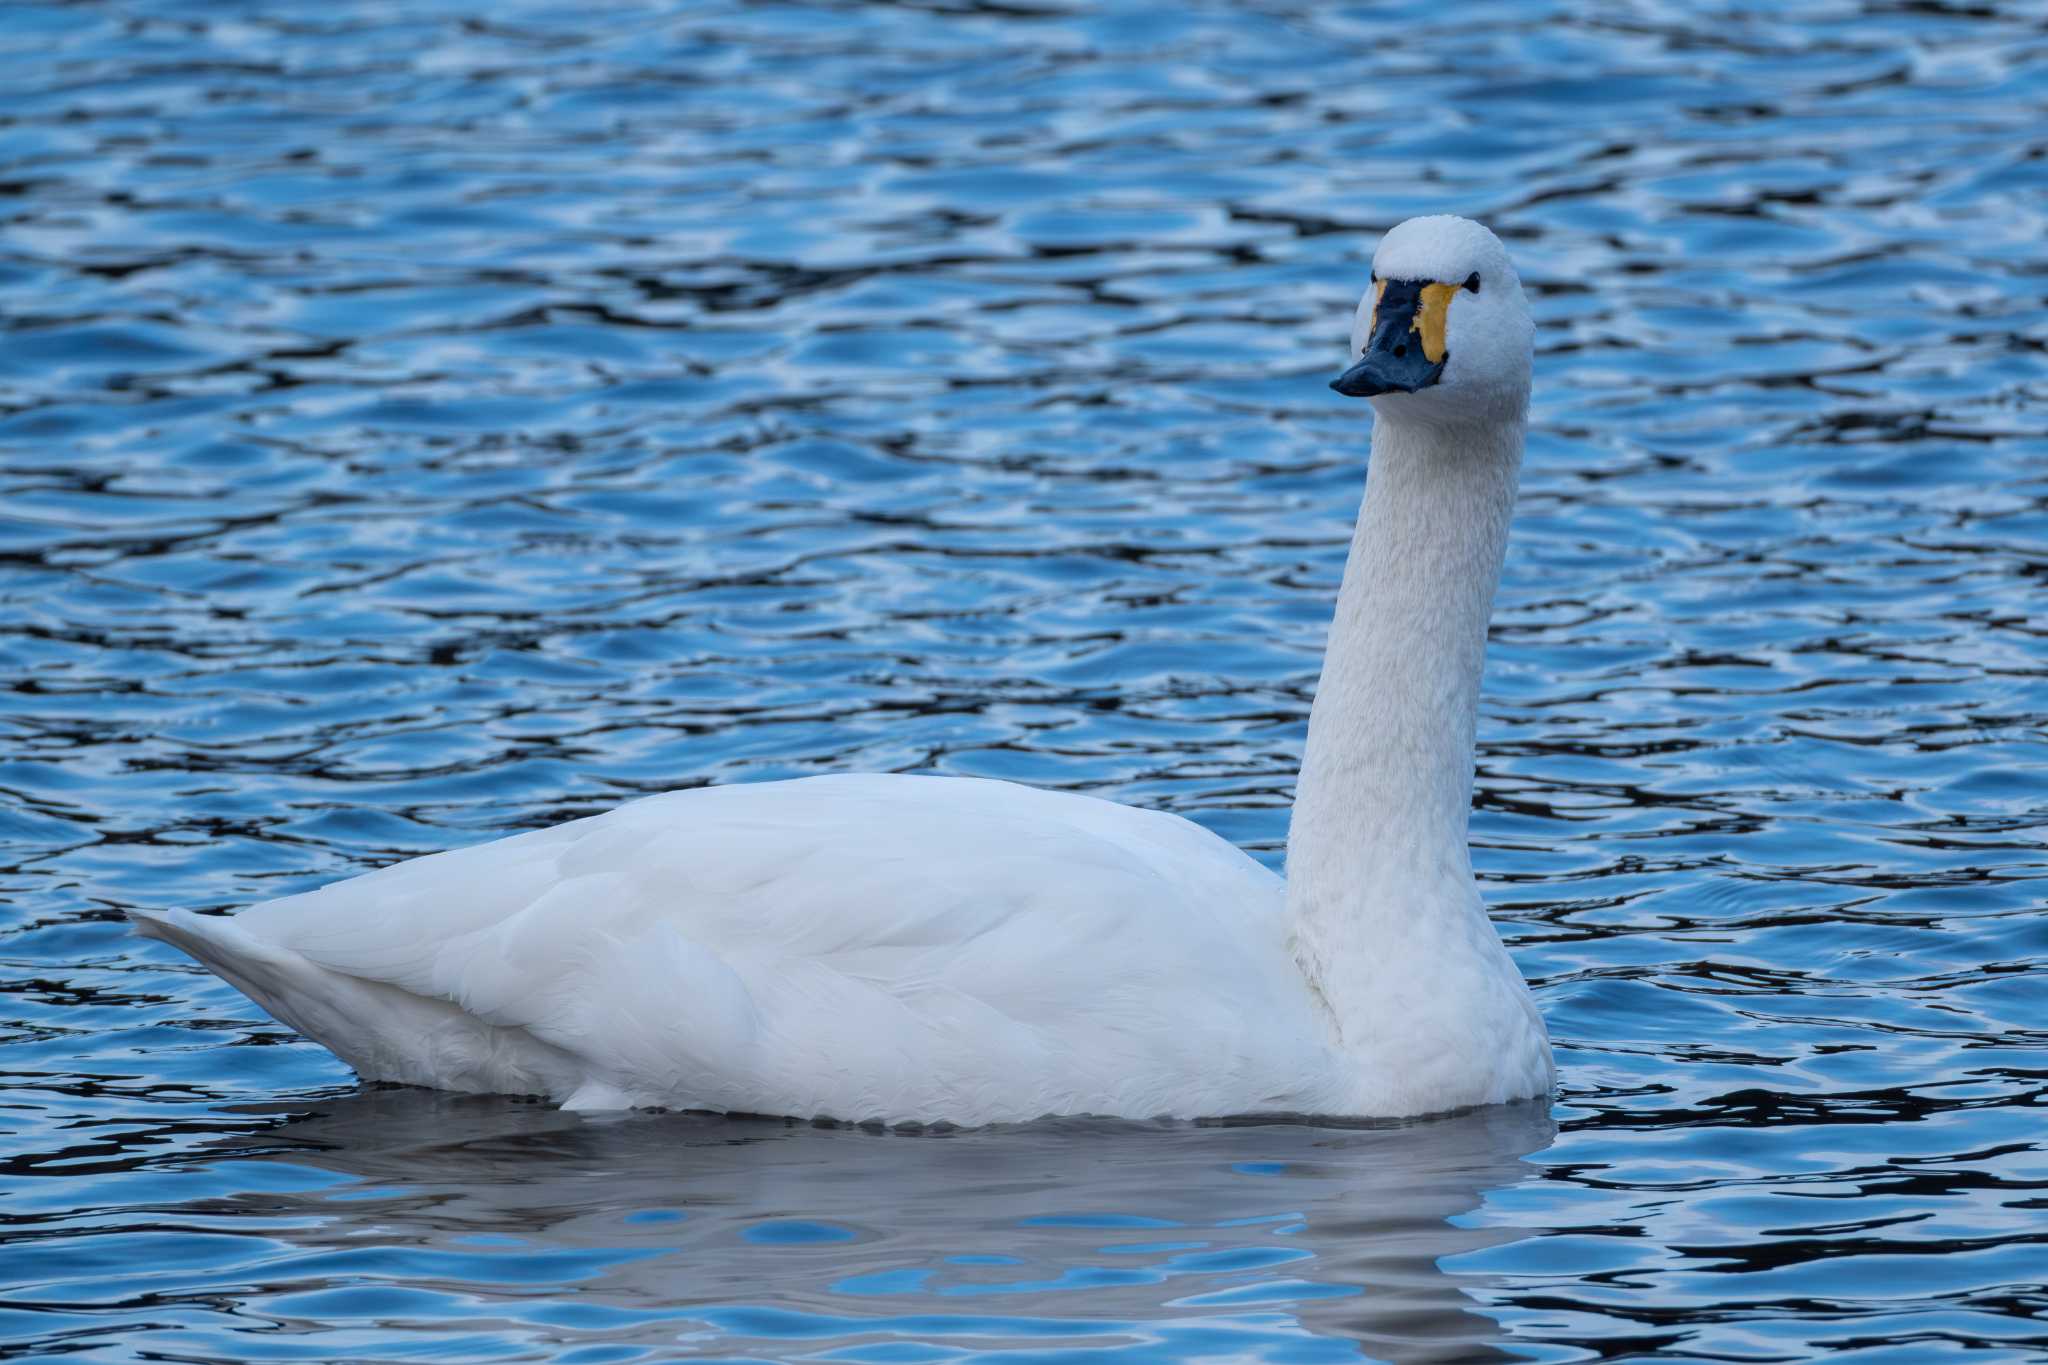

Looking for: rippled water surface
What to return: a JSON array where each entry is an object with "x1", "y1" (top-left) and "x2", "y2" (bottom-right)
[{"x1": 4, "y1": 0, "x2": 2046, "y2": 1359}]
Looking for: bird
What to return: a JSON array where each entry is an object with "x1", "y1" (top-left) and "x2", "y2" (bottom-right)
[{"x1": 132, "y1": 214, "x2": 1555, "y2": 1126}]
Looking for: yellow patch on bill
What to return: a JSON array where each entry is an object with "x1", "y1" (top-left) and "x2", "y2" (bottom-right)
[{"x1": 1413, "y1": 281, "x2": 1460, "y2": 364}]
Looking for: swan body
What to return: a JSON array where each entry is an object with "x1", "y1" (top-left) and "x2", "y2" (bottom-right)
[
  {"x1": 133, "y1": 215, "x2": 1557, "y2": 1124},
  {"x1": 137, "y1": 775, "x2": 1338, "y2": 1122}
]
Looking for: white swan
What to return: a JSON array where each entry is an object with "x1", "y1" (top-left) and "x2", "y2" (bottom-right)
[{"x1": 132, "y1": 215, "x2": 1554, "y2": 1124}]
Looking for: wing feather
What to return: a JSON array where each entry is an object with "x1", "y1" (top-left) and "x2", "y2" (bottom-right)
[{"x1": 191, "y1": 774, "x2": 1321, "y2": 1120}]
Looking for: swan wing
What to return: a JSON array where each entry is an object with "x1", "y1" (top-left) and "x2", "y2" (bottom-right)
[{"x1": 135, "y1": 774, "x2": 1326, "y2": 1123}]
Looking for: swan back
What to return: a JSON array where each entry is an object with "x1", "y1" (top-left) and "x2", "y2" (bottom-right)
[{"x1": 140, "y1": 775, "x2": 1340, "y2": 1123}]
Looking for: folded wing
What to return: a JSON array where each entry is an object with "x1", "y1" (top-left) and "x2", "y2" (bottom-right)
[{"x1": 135, "y1": 774, "x2": 1326, "y2": 1122}]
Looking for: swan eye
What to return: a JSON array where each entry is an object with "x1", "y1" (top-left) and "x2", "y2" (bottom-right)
[
  {"x1": 1370, "y1": 271, "x2": 1379, "y2": 284},
  {"x1": 1463, "y1": 272, "x2": 1481, "y2": 294}
]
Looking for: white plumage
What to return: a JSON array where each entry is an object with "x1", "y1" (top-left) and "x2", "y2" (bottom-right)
[
  {"x1": 137, "y1": 776, "x2": 1330, "y2": 1122},
  {"x1": 132, "y1": 215, "x2": 1557, "y2": 1124}
]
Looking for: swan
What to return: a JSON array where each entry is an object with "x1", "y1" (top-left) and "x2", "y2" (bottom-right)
[{"x1": 131, "y1": 215, "x2": 1554, "y2": 1125}]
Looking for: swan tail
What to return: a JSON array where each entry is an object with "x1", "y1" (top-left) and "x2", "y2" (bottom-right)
[{"x1": 127, "y1": 909, "x2": 582, "y2": 1100}]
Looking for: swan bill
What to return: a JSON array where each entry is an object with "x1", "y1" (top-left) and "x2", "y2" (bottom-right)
[{"x1": 1331, "y1": 276, "x2": 1454, "y2": 397}]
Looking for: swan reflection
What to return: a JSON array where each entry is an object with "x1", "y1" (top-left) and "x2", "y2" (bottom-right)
[{"x1": 196, "y1": 1090, "x2": 1556, "y2": 1362}]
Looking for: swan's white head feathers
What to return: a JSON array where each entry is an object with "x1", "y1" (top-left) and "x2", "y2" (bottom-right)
[{"x1": 1337, "y1": 215, "x2": 1533, "y2": 426}]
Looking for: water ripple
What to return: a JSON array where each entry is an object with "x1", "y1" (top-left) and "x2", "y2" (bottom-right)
[{"x1": 2, "y1": 0, "x2": 2044, "y2": 1360}]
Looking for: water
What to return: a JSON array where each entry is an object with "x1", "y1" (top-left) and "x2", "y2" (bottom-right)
[{"x1": 2, "y1": 0, "x2": 2044, "y2": 1358}]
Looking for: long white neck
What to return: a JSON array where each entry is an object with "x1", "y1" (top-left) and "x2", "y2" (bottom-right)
[{"x1": 1286, "y1": 413, "x2": 1524, "y2": 1018}]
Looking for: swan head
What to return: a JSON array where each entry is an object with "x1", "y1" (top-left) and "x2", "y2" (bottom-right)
[{"x1": 1332, "y1": 215, "x2": 1532, "y2": 426}]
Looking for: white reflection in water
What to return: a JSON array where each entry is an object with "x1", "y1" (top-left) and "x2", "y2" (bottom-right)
[{"x1": 200, "y1": 1090, "x2": 1557, "y2": 1361}]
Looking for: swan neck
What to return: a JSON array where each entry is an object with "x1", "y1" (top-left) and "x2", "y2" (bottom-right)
[{"x1": 1287, "y1": 413, "x2": 1523, "y2": 931}]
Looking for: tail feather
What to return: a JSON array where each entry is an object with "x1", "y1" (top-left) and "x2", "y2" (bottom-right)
[{"x1": 128, "y1": 909, "x2": 586, "y2": 1100}]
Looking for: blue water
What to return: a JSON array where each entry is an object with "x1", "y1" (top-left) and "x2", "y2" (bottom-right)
[{"x1": 3, "y1": 0, "x2": 2045, "y2": 1359}]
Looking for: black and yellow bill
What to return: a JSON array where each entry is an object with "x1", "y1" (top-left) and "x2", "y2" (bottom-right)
[{"x1": 1331, "y1": 277, "x2": 1464, "y2": 397}]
